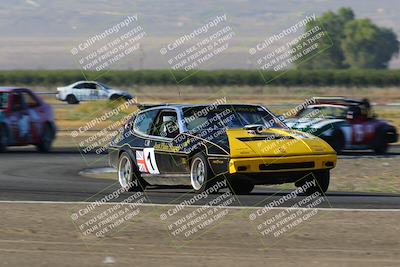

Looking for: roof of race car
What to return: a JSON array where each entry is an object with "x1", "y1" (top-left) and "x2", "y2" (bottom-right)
[
  {"x1": 138, "y1": 103, "x2": 263, "y2": 110},
  {"x1": 0, "y1": 87, "x2": 26, "y2": 92},
  {"x1": 307, "y1": 104, "x2": 348, "y2": 109},
  {"x1": 313, "y1": 97, "x2": 363, "y2": 106}
]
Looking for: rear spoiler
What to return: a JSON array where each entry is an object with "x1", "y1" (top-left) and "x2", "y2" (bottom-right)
[
  {"x1": 35, "y1": 92, "x2": 58, "y2": 95},
  {"x1": 313, "y1": 97, "x2": 363, "y2": 106}
]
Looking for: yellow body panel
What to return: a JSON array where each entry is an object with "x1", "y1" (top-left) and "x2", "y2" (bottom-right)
[
  {"x1": 225, "y1": 128, "x2": 337, "y2": 174},
  {"x1": 229, "y1": 154, "x2": 336, "y2": 174}
]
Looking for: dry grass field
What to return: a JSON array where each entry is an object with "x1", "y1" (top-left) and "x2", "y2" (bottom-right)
[{"x1": 36, "y1": 85, "x2": 399, "y2": 136}]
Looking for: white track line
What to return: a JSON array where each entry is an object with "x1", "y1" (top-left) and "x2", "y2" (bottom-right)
[{"x1": 0, "y1": 200, "x2": 399, "y2": 212}]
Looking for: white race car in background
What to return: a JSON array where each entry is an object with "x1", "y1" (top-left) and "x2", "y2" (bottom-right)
[{"x1": 56, "y1": 81, "x2": 133, "y2": 104}]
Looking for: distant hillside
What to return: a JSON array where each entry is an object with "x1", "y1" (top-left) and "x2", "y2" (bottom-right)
[{"x1": 0, "y1": 0, "x2": 399, "y2": 69}]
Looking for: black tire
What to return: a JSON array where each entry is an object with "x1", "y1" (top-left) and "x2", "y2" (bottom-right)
[
  {"x1": 373, "y1": 128, "x2": 389, "y2": 154},
  {"x1": 118, "y1": 152, "x2": 145, "y2": 192},
  {"x1": 328, "y1": 129, "x2": 345, "y2": 153},
  {"x1": 0, "y1": 126, "x2": 8, "y2": 153},
  {"x1": 123, "y1": 95, "x2": 133, "y2": 101},
  {"x1": 36, "y1": 124, "x2": 53, "y2": 152},
  {"x1": 296, "y1": 170, "x2": 330, "y2": 196},
  {"x1": 190, "y1": 152, "x2": 219, "y2": 193},
  {"x1": 66, "y1": 94, "x2": 79, "y2": 104},
  {"x1": 228, "y1": 179, "x2": 254, "y2": 195},
  {"x1": 109, "y1": 94, "x2": 122, "y2": 101}
]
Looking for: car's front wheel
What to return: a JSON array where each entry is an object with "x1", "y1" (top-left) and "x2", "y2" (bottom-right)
[
  {"x1": 36, "y1": 124, "x2": 53, "y2": 152},
  {"x1": 66, "y1": 94, "x2": 79, "y2": 104},
  {"x1": 373, "y1": 127, "x2": 389, "y2": 154},
  {"x1": 296, "y1": 170, "x2": 330, "y2": 196},
  {"x1": 190, "y1": 152, "x2": 219, "y2": 193},
  {"x1": 228, "y1": 179, "x2": 254, "y2": 195},
  {"x1": 0, "y1": 126, "x2": 8, "y2": 153},
  {"x1": 109, "y1": 94, "x2": 123, "y2": 101},
  {"x1": 118, "y1": 152, "x2": 145, "y2": 192}
]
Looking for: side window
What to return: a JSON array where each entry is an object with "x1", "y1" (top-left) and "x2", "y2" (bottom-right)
[
  {"x1": 0, "y1": 92, "x2": 9, "y2": 110},
  {"x1": 152, "y1": 110, "x2": 179, "y2": 138},
  {"x1": 22, "y1": 92, "x2": 40, "y2": 108},
  {"x1": 134, "y1": 110, "x2": 159, "y2": 135},
  {"x1": 73, "y1": 83, "x2": 84, "y2": 89},
  {"x1": 11, "y1": 93, "x2": 26, "y2": 111},
  {"x1": 87, "y1": 83, "x2": 97, "y2": 89},
  {"x1": 81, "y1": 83, "x2": 90, "y2": 89}
]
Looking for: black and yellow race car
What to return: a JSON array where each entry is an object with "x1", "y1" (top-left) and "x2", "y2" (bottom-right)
[{"x1": 108, "y1": 104, "x2": 337, "y2": 195}]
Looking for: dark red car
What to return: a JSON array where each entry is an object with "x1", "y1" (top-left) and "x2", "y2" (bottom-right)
[
  {"x1": 0, "y1": 87, "x2": 56, "y2": 152},
  {"x1": 285, "y1": 97, "x2": 398, "y2": 153}
]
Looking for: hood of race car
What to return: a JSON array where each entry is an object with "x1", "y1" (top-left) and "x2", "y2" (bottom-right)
[{"x1": 226, "y1": 127, "x2": 335, "y2": 158}]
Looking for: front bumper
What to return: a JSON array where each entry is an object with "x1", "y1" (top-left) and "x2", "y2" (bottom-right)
[{"x1": 229, "y1": 154, "x2": 337, "y2": 174}]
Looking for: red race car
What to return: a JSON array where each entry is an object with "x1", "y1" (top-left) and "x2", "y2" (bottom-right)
[
  {"x1": 0, "y1": 87, "x2": 57, "y2": 152},
  {"x1": 286, "y1": 97, "x2": 398, "y2": 153}
]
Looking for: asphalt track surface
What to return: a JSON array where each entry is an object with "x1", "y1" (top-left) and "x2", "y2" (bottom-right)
[{"x1": 0, "y1": 147, "x2": 400, "y2": 209}]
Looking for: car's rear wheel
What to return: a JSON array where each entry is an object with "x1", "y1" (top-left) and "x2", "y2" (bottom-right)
[
  {"x1": 118, "y1": 152, "x2": 145, "y2": 192},
  {"x1": 0, "y1": 126, "x2": 8, "y2": 152},
  {"x1": 109, "y1": 94, "x2": 122, "y2": 101},
  {"x1": 66, "y1": 94, "x2": 79, "y2": 104},
  {"x1": 36, "y1": 124, "x2": 53, "y2": 152},
  {"x1": 190, "y1": 152, "x2": 218, "y2": 193},
  {"x1": 296, "y1": 170, "x2": 330, "y2": 196},
  {"x1": 123, "y1": 95, "x2": 133, "y2": 101}
]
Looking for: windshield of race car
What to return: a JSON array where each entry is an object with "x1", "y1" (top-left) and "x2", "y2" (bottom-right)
[
  {"x1": 183, "y1": 105, "x2": 285, "y2": 130},
  {"x1": 298, "y1": 105, "x2": 348, "y2": 119},
  {"x1": 98, "y1": 82, "x2": 111, "y2": 91}
]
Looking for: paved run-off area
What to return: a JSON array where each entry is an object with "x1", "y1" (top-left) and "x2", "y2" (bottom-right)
[{"x1": 0, "y1": 203, "x2": 399, "y2": 267}]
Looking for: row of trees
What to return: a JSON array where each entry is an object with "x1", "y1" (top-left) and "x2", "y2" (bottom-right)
[
  {"x1": 2, "y1": 69, "x2": 400, "y2": 87},
  {"x1": 295, "y1": 7, "x2": 399, "y2": 69}
]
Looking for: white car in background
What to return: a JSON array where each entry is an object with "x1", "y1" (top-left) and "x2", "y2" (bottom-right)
[{"x1": 56, "y1": 81, "x2": 133, "y2": 104}]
